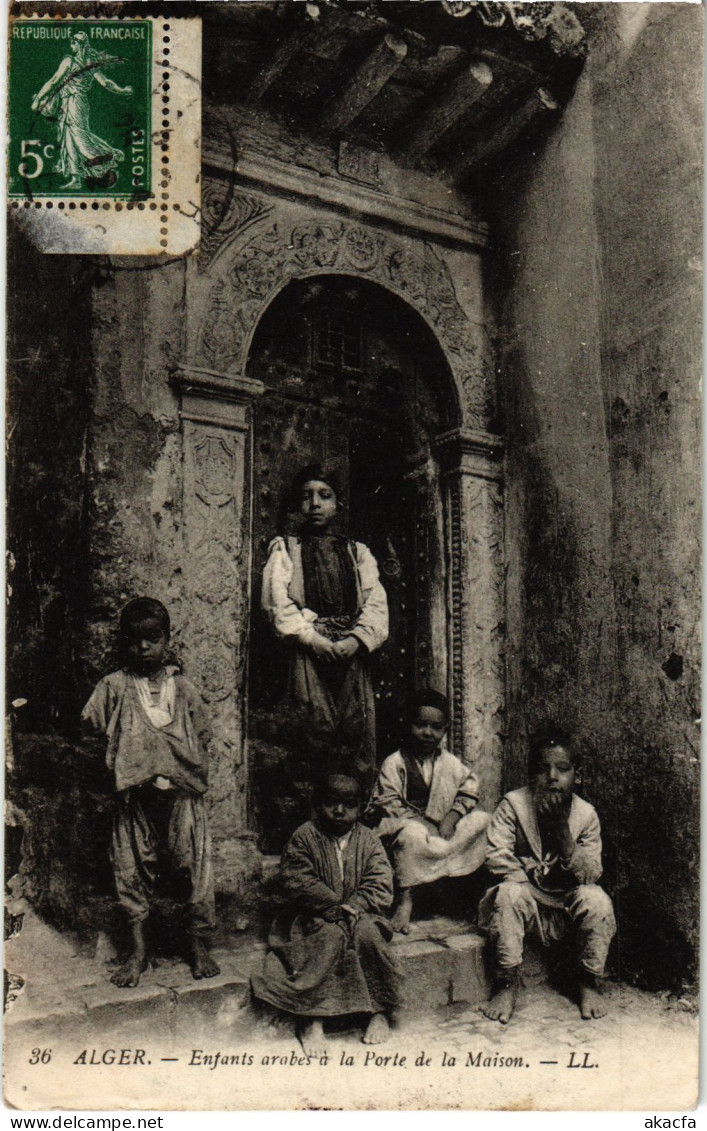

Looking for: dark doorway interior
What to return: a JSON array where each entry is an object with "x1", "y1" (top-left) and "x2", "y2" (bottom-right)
[{"x1": 246, "y1": 275, "x2": 456, "y2": 850}]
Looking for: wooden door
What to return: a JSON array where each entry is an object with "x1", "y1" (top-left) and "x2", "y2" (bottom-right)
[{"x1": 246, "y1": 277, "x2": 443, "y2": 848}]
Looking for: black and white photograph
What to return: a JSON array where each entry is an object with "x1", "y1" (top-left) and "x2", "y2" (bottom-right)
[{"x1": 4, "y1": 0, "x2": 701, "y2": 1112}]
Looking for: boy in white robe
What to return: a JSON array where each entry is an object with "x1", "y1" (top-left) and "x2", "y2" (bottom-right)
[
  {"x1": 367, "y1": 690, "x2": 489, "y2": 933},
  {"x1": 479, "y1": 728, "x2": 616, "y2": 1023}
]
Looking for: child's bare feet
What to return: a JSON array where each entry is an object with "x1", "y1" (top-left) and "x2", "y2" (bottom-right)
[
  {"x1": 111, "y1": 923, "x2": 147, "y2": 988},
  {"x1": 111, "y1": 953, "x2": 147, "y2": 988},
  {"x1": 362, "y1": 1012, "x2": 389, "y2": 1044},
  {"x1": 391, "y1": 889, "x2": 413, "y2": 934},
  {"x1": 578, "y1": 973, "x2": 607, "y2": 1019},
  {"x1": 190, "y1": 937, "x2": 220, "y2": 979},
  {"x1": 481, "y1": 970, "x2": 520, "y2": 1024},
  {"x1": 297, "y1": 1018, "x2": 326, "y2": 1059}
]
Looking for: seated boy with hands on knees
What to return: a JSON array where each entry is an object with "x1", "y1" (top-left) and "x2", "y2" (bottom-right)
[
  {"x1": 82, "y1": 597, "x2": 219, "y2": 988},
  {"x1": 367, "y1": 690, "x2": 489, "y2": 934},
  {"x1": 251, "y1": 772, "x2": 399, "y2": 1058},
  {"x1": 479, "y1": 727, "x2": 616, "y2": 1024}
]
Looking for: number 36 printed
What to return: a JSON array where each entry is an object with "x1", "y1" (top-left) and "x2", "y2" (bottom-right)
[{"x1": 29, "y1": 1047, "x2": 52, "y2": 1064}]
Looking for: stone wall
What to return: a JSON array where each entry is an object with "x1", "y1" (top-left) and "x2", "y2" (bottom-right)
[
  {"x1": 493, "y1": 2, "x2": 701, "y2": 990},
  {"x1": 7, "y1": 231, "x2": 106, "y2": 929}
]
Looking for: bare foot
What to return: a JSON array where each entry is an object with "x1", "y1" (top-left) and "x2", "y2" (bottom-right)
[
  {"x1": 63, "y1": 177, "x2": 81, "y2": 189},
  {"x1": 297, "y1": 1018, "x2": 326, "y2": 1059},
  {"x1": 481, "y1": 982, "x2": 518, "y2": 1024},
  {"x1": 362, "y1": 1013, "x2": 389, "y2": 1045},
  {"x1": 391, "y1": 889, "x2": 414, "y2": 934},
  {"x1": 190, "y1": 937, "x2": 220, "y2": 979},
  {"x1": 110, "y1": 953, "x2": 147, "y2": 988},
  {"x1": 579, "y1": 980, "x2": 607, "y2": 1019},
  {"x1": 111, "y1": 923, "x2": 147, "y2": 988}
]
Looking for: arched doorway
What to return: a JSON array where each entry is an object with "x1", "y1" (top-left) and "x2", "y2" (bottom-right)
[{"x1": 246, "y1": 275, "x2": 459, "y2": 849}]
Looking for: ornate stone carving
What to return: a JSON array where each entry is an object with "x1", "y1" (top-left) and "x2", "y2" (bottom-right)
[
  {"x1": 441, "y1": 1, "x2": 586, "y2": 57},
  {"x1": 198, "y1": 217, "x2": 494, "y2": 428},
  {"x1": 192, "y1": 542, "x2": 239, "y2": 607},
  {"x1": 338, "y1": 142, "x2": 381, "y2": 188},
  {"x1": 194, "y1": 434, "x2": 237, "y2": 505},
  {"x1": 447, "y1": 474, "x2": 466, "y2": 756},
  {"x1": 342, "y1": 225, "x2": 380, "y2": 272},
  {"x1": 234, "y1": 239, "x2": 283, "y2": 298},
  {"x1": 191, "y1": 212, "x2": 505, "y2": 807},
  {"x1": 200, "y1": 280, "x2": 249, "y2": 365},
  {"x1": 200, "y1": 183, "x2": 273, "y2": 273},
  {"x1": 187, "y1": 213, "x2": 508, "y2": 819},
  {"x1": 387, "y1": 247, "x2": 429, "y2": 304},
  {"x1": 437, "y1": 425, "x2": 504, "y2": 804},
  {"x1": 291, "y1": 222, "x2": 342, "y2": 268},
  {"x1": 457, "y1": 472, "x2": 505, "y2": 804},
  {"x1": 182, "y1": 418, "x2": 249, "y2": 831},
  {"x1": 195, "y1": 641, "x2": 236, "y2": 702}
]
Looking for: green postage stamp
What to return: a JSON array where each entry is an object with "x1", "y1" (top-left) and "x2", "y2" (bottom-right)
[
  {"x1": 9, "y1": 20, "x2": 152, "y2": 200},
  {"x1": 7, "y1": 16, "x2": 201, "y2": 254}
]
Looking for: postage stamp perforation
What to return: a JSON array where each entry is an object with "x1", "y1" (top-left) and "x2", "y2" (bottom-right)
[
  {"x1": 8, "y1": 12, "x2": 200, "y2": 252},
  {"x1": 158, "y1": 17, "x2": 171, "y2": 248}
]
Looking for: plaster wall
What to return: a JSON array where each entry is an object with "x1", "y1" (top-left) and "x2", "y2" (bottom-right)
[
  {"x1": 6, "y1": 234, "x2": 108, "y2": 930},
  {"x1": 495, "y1": 2, "x2": 701, "y2": 988}
]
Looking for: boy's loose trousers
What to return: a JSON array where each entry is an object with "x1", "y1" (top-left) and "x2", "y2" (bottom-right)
[
  {"x1": 481, "y1": 880, "x2": 616, "y2": 976},
  {"x1": 111, "y1": 783, "x2": 216, "y2": 935}
]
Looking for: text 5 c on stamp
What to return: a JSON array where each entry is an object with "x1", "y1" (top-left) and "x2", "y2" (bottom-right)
[{"x1": 8, "y1": 17, "x2": 201, "y2": 255}]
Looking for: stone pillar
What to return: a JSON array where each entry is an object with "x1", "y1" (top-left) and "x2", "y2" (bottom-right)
[
  {"x1": 436, "y1": 428, "x2": 505, "y2": 810},
  {"x1": 403, "y1": 451, "x2": 448, "y2": 696},
  {"x1": 172, "y1": 365, "x2": 264, "y2": 893}
]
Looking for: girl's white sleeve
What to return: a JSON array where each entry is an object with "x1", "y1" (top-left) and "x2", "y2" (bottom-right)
[
  {"x1": 350, "y1": 543, "x2": 389, "y2": 653},
  {"x1": 261, "y1": 537, "x2": 318, "y2": 644}
]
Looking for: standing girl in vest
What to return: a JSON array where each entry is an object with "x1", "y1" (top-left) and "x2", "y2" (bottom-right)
[{"x1": 261, "y1": 465, "x2": 388, "y2": 792}]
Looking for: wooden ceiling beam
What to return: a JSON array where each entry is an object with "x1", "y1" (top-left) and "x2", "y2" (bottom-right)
[
  {"x1": 451, "y1": 86, "x2": 559, "y2": 178},
  {"x1": 320, "y1": 33, "x2": 408, "y2": 134},
  {"x1": 246, "y1": 6, "x2": 321, "y2": 104},
  {"x1": 402, "y1": 60, "x2": 493, "y2": 163}
]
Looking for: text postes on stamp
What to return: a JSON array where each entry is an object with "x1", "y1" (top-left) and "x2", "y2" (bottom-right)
[{"x1": 8, "y1": 16, "x2": 201, "y2": 255}]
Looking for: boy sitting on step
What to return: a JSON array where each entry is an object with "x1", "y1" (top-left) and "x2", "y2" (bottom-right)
[
  {"x1": 251, "y1": 772, "x2": 399, "y2": 1057},
  {"x1": 479, "y1": 727, "x2": 616, "y2": 1023},
  {"x1": 367, "y1": 690, "x2": 489, "y2": 934}
]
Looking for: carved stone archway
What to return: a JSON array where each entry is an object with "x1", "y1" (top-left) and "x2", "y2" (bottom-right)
[
  {"x1": 174, "y1": 188, "x2": 505, "y2": 884},
  {"x1": 191, "y1": 188, "x2": 496, "y2": 432}
]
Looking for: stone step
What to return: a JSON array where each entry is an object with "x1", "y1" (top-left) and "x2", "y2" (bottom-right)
[
  {"x1": 5, "y1": 913, "x2": 490, "y2": 1048},
  {"x1": 394, "y1": 928, "x2": 488, "y2": 1010}
]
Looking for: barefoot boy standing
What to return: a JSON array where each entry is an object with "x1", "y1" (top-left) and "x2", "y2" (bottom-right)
[
  {"x1": 480, "y1": 729, "x2": 615, "y2": 1023},
  {"x1": 82, "y1": 597, "x2": 220, "y2": 988}
]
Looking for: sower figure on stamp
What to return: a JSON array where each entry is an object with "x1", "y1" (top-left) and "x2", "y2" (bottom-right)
[
  {"x1": 261, "y1": 464, "x2": 388, "y2": 817},
  {"x1": 81, "y1": 598, "x2": 220, "y2": 987},
  {"x1": 251, "y1": 772, "x2": 400, "y2": 1057},
  {"x1": 367, "y1": 690, "x2": 489, "y2": 934},
  {"x1": 31, "y1": 31, "x2": 132, "y2": 190},
  {"x1": 479, "y1": 728, "x2": 616, "y2": 1023}
]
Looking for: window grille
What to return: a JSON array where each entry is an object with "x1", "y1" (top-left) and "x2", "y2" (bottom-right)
[{"x1": 314, "y1": 309, "x2": 363, "y2": 372}]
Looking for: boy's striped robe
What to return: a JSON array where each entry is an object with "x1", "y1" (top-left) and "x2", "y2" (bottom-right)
[{"x1": 251, "y1": 820, "x2": 400, "y2": 1017}]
